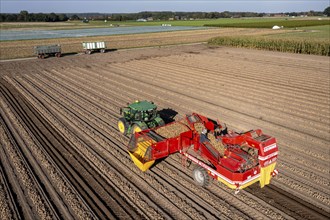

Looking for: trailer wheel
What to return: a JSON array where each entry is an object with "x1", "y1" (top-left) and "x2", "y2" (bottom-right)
[
  {"x1": 100, "y1": 49, "x2": 105, "y2": 53},
  {"x1": 193, "y1": 167, "x2": 209, "y2": 187},
  {"x1": 56, "y1": 52, "x2": 61, "y2": 58},
  {"x1": 86, "y1": 50, "x2": 92, "y2": 55}
]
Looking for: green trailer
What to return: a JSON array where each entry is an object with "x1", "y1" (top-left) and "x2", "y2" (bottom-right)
[
  {"x1": 34, "y1": 44, "x2": 61, "y2": 59},
  {"x1": 118, "y1": 100, "x2": 165, "y2": 135}
]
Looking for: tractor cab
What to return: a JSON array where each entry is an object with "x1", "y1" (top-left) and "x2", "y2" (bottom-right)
[
  {"x1": 118, "y1": 100, "x2": 165, "y2": 135},
  {"x1": 125, "y1": 101, "x2": 157, "y2": 121}
]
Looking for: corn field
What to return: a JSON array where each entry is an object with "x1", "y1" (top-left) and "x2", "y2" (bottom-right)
[{"x1": 208, "y1": 36, "x2": 330, "y2": 56}]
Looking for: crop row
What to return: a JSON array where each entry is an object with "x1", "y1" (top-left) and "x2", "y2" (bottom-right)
[{"x1": 208, "y1": 36, "x2": 330, "y2": 56}]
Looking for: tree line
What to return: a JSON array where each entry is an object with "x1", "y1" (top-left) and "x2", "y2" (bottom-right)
[
  {"x1": 107, "y1": 10, "x2": 326, "y2": 21},
  {"x1": 0, "y1": 8, "x2": 328, "y2": 23},
  {"x1": 0, "y1": 11, "x2": 69, "y2": 22}
]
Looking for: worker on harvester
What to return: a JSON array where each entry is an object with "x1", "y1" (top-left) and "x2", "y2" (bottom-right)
[{"x1": 200, "y1": 129, "x2": 210, "y2": 143}]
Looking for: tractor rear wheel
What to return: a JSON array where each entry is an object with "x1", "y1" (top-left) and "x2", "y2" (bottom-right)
[
  {"x1": 118, "y1": 118, "x2": 128, "y2": 135},
  {"x1": 132, "y1": 124, "x2": 142, "y2": 133},
  {"x1": 193, "y1": 166, "x2": 209, "y2": 187}
]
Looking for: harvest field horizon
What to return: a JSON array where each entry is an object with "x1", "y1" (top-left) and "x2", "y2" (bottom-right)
[
  {"x1": 0, "y1": 16, "x2": 329, "y2": 60},
  {"x1": 1, "y1": 5, "x2": 330, "y2": 220}
]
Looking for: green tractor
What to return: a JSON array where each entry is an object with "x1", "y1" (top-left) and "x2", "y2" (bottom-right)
[{"x1": 118, "y1": 100, "x2": 165, "y2": 135}]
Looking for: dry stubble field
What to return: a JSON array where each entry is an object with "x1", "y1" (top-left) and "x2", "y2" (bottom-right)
[{"x1": 0, "y1": 44, "x2": 329, "y2": 220}]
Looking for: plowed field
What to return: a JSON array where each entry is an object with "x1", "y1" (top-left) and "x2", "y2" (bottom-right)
[{"x1": 1, "y1": 44, "x2": 329, "y2": 220}]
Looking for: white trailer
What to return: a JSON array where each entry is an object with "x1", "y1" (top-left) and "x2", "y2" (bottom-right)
[{"x1": 82, "y1": 42, "x2": 106, "y2": 54}]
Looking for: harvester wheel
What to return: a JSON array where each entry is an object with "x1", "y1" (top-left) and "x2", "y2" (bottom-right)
[
  {"x1": 132, "y1": 124, "x2": 142, "y2": 133},
  {"x1": 118, "y1": 118, "x2": 128, "y2": 135},
  {"x1": 193, "y1": 167, "x2": 209, "y2": 187}
]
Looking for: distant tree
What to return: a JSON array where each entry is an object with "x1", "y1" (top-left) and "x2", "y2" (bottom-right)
[
  {"x1": 207, "y1": 12, "x2": 219, "y2": 19},
  {"x1": 0, "y1": 14, "x2": 5, "y2": 22},
  {"x1": 18, "y1": 10, "x2": 29, "y2": 21},
  {"x1": 220, "y1": 11, "x2": 231, "y2": 18},
  {"x1": 70, "y1": 14, "x2": 80, "y2": 20},
  {"x1": 324, "y1": 6, "x2": 330, "y2": 16},
  {"x1": 48, "y1": 13, "x2": 59, "y2": 21},
  {"x1": 288, "y1": 12, "x2": 298, "y2": 16},
  {"x1": 58, "y1": 14, "x2": 68, "y2": 21},
  {"x1": 5, "y1": 14, "x2": 18, "y2": 22},
  {"x1": 35, "y1": 13, "x2": 47, "y2": 22}
]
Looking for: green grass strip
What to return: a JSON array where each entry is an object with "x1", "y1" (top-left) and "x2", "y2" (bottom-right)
[{"x1": 205, "y1": 20, "x2": 330, "y2": 28}]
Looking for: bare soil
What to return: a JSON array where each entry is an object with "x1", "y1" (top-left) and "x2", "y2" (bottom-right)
[{"x1": 0, "y1": 44, "x2": 329, "y2": 220}]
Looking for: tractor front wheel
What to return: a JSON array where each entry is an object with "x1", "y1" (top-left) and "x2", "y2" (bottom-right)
[
  {"x1": 118, "y1": 118, "x2": 128, "y2": 135},
  {"x1": 193, "y1": 166, "x2": 209, "y2": 187}
]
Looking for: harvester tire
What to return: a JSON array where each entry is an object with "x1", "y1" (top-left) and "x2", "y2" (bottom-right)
[
  {"x1": 118, "y1": 118, "x2": 128, "y2": 135},
  {"x1": 193, "y1": 167, "x2": 209, "y2": 187}
]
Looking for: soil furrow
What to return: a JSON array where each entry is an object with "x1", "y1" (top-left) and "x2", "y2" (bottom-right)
[
  {"x1": 1, "y1": 45, "x2": 328, "y2": 220},
  {"x1": 108, "y1": 62, "x2": 330, "y2": 141},
  {"x1": 131, "y1": 59, "x2": 330, "y2": 122},
  {"x1": 0, "y1": 134, "x2": 21, "y2": 220},
  {"x1": 247, "y1": 184, "x2": 330, "y2": 220},
  {"x1": 52, "y1": 63, "x2": 330, "y2": 178},
  {"x1": 10, "y1": 75, "x2": 165, "y2": 218},
  {"x1": 29, "y1": 69, "x2": 258, "y2": 218},
  {"x1": 0, "y1": 93, "x2": 57, "y2": 220},
  {"x1": 39, "y1": 68, "x2": 292, "y2": 219},
  {"x1": 150, "y1": 58, "x2": 330, "y2": 107},
  {"x1": 15, "y1": 74, "x2": 189, "y2": 219},
  {"x1": 96, "y1": 64, "x2": 329, "y2": 157}
]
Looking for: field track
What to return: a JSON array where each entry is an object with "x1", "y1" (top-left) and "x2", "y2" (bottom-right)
[{"x1": 1, "y1": 44, "x2": 329, "y2": 219}]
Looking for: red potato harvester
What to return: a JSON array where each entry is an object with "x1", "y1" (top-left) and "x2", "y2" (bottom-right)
[{"x1": 127, "y1": 113, "x2": 278, "y2": 192}]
